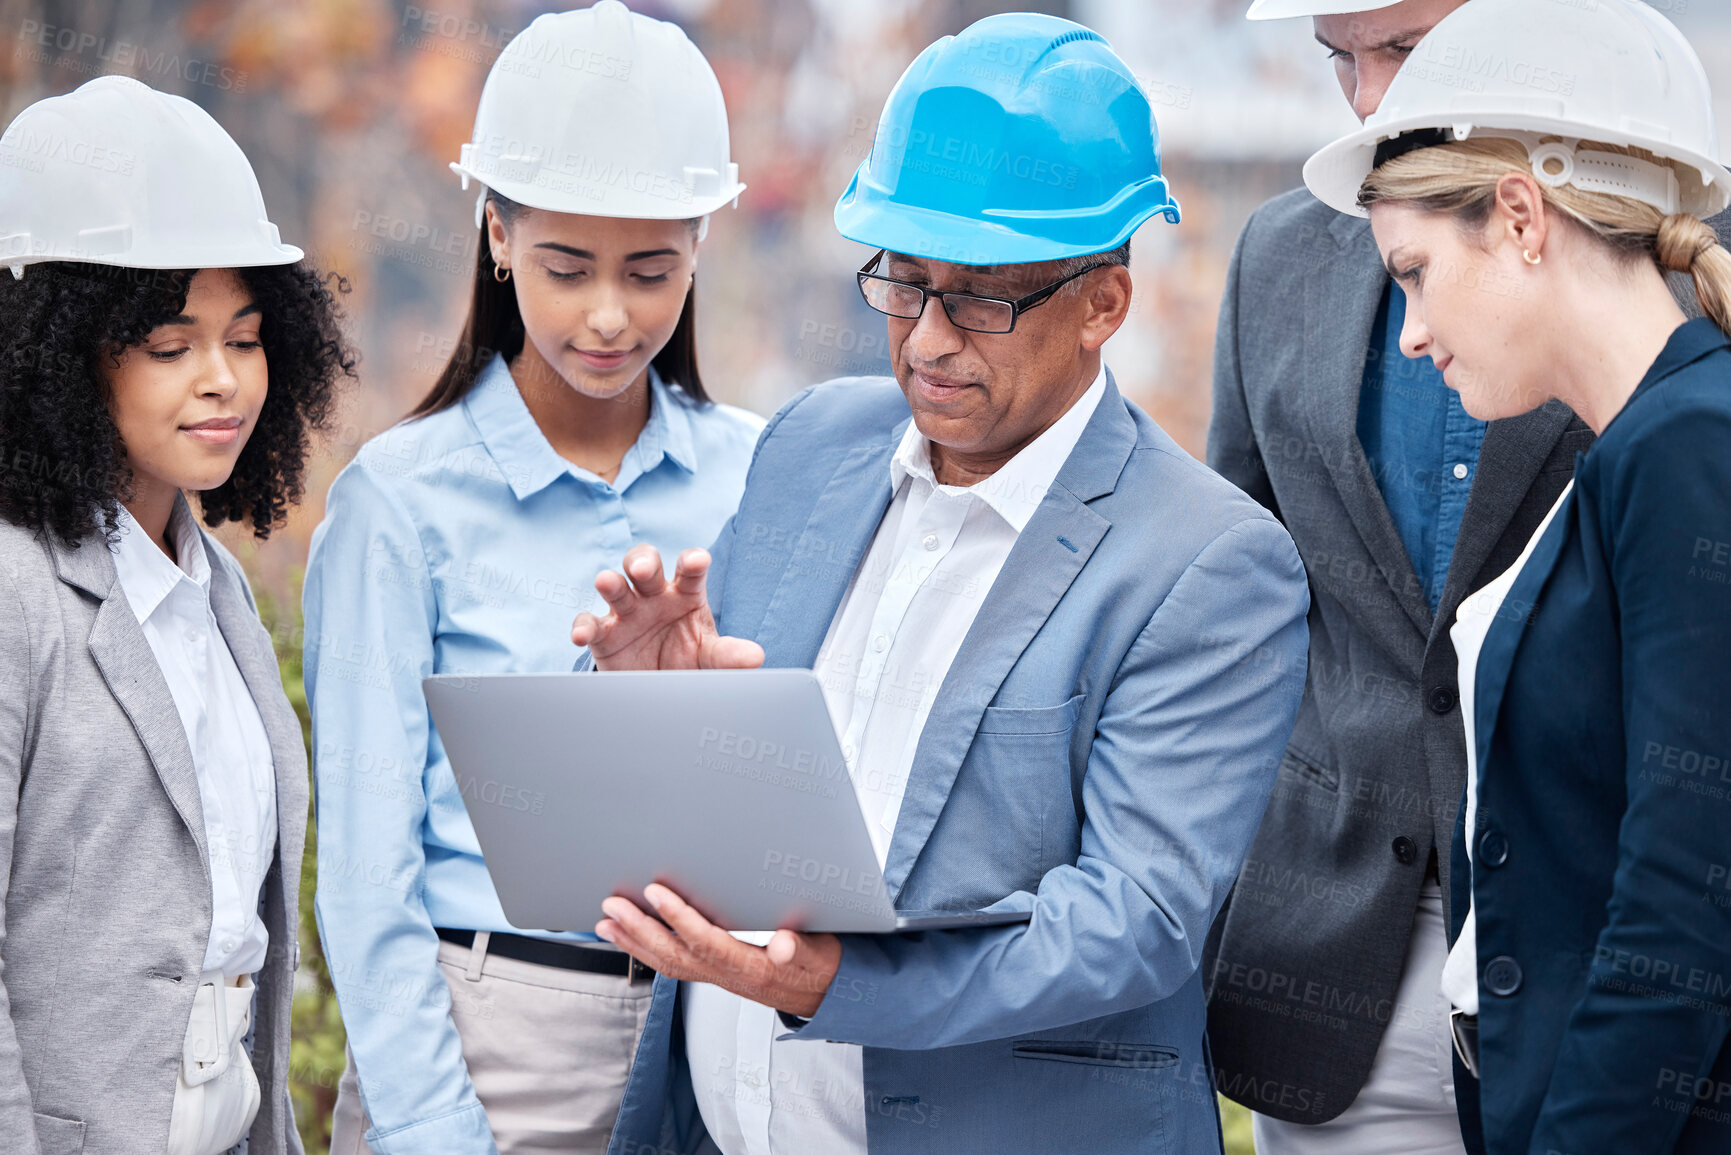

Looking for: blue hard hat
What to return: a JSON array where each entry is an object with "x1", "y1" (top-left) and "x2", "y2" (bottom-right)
[{"x1": 834, "y1": 13, "x2": 1180, "y2": 267}]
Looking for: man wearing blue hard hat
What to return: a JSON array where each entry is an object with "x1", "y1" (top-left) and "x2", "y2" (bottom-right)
[
  {"x1": 567, "y1": 11, "x2": 1310, "y2": 1154},
  {"x1": 1207, "y1": 2, "x2": 1729, "y2": 1155}
]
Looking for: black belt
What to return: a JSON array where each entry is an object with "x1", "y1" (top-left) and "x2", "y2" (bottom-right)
[
  {"x1": 435, "y1": 928, "x2": 653, "y2": 982},
  {"x1": 1450, "y1": 1009, "x2": 1480, "y2": 1079}
]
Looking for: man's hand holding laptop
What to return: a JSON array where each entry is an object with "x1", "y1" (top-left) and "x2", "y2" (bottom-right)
[{"x1": 571, "y1": 542, "x2": 840, "y2": 1018}]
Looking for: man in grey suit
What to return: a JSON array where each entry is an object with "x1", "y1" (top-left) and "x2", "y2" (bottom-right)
[
  {"x1": 1205, "y1": 0, "x2": 1731, "y2": 1151},
  {"x1": 1208, "y1": 1, "x2": 1731, "y2": 1150}
]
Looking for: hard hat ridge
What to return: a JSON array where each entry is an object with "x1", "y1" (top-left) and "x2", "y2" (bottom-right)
[
  {"x1": 0, "y1": 75, "x2": 302, "y2": 277},
  {"x1": 450, "y1": 0, "x2": 745, "y2": 225}
]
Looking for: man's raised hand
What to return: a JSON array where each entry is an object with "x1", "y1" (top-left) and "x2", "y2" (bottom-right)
[{"x1": 571, "y1": 544, "x2": 764, "y2": 671}]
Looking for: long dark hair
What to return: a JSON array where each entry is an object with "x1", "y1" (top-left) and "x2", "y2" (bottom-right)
[{"x1": 409, "y1": 191, "x2": 709, "y2": 418}]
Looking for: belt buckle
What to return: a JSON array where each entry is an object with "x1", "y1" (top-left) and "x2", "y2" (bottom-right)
[
  {"x1": 627, "y1": 954, "x2": 652, "y2": 984},
  {"x1": 1449, "y1": 1008, "x2": 1481, "y2": 1080},
  {"x1": 182, "y1": 979, "x2": 232, "y2": 1087}
]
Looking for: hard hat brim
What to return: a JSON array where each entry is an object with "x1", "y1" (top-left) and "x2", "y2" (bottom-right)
[
  {"x1": 1245, "y1": 0, "x2": 1409, "y2": 20},
  {"x1": 3, "y1": 244, "x2": 305, "y2": 273},
  {"x1": 451, "y1": 165, "x2": 746, "y2": 223},
  {"x1": 1305, "y1": 113, "x2": 1731, "y2": 219},
  {"x1": 834, "y1": 173, "x2": 1181, "y2": 268}
]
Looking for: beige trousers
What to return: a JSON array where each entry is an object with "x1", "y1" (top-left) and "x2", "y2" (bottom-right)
[
  {"x1": 331, "y1": 935, "x2": 654, "y2": 1155},
  {"x1": 1252, "y1": 882, "x2": 1468, "y2": 1155}
]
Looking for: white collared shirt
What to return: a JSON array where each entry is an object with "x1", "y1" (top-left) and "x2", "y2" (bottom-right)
[
  {"x1": 683, "y1": 367, "x2": 1108, "y2": 1155},
  {"x1": 1441, "y1": 482, "x2": 1574, "y2": 1018},
  {"x1": 112, "y1": 500, "x2": 277, "y2": 978}
]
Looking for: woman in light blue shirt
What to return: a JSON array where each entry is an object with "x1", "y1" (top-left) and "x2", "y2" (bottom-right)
[{"x1": 302, "y1": 6, "x2": 762, "y2": 1153}]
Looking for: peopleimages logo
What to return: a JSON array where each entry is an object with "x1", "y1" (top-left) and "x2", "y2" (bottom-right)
[
  {"x1": 694, "y1": 727, "x2": 848, "y2": 799},
  {"x1": 1418, "y1": 40, "x2": 1576, "y2": 97},
  {"x1": 0, "y1": 126, "x2": 134, "y2": 174},
  {"x1": 16, "y1": 21, "x2": 248, "y2": 92},
  {"x1": 761, "y1": 850, "x2": 884, "y2": 899},
  {"x1": 876, "y1": 127, "x2": 1081, "y2": 190},
  {"x1": 696, "y1": 727, "x2": 846, "y2": 779}
]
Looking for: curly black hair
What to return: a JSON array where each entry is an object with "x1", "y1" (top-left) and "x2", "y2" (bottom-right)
[{"x1": 0, "y1": 260, "x2": 358, "y2": 547}]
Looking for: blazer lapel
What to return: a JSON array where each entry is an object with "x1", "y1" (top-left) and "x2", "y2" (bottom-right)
[
  {"x1": 881, "y1": 379, "x2": 1134, "y2": 899},
  {"x1": 58, "y1": 535, "x2": 208, "y2": 862},
  {"x1": 1306, "y1": 213, "x2": 1432, "y2": 637},
  {"x1": 203, "y1": 536, "x2": 308, "y2": 901},
  {"x1": 1470, "y1": 486, "x2": 1575, "y2": 776},
  {"x1": 1433, "y1": 404, "x2": 1574, "y2": 626},
  {"x1": 753, "y1": 431, "x2": 902, "y2": 670}
]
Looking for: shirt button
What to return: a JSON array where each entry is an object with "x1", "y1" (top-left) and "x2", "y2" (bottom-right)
[
  {"x1": 1453, "y1": 463, "x2": 1469, "y2": 480},
  {"x1": 221, "y1": 938, "x2": 236, "y2": 953},
  {"x1": 873, "y1": 635, "x2": 888, "y2": 653},
  {"x1": 922, "y1": 533, "x2": 940, "y2": 551}
]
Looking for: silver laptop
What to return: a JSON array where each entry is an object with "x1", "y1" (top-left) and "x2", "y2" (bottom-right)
[{"x1": 424, "y1": 669, "x2": 1032, "y2": 934}]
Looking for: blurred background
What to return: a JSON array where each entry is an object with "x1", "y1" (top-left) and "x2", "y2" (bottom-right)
[{"x1": 4, "y1": 1, "x2": 1728, "y2": 1151}]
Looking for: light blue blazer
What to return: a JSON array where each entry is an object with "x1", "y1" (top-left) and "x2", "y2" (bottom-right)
[{"x1": 604, "y1": 372, "x2": 1311, "y2": 1155}]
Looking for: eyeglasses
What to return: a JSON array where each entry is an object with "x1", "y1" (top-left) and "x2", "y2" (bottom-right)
[{"x1": 855, "y1": 250, "x2": 1109, "y2": 335}]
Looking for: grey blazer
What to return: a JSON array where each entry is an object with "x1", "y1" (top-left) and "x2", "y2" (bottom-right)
[
  {"x1": 1201, "y1": 189, "x2": 1594, "y2": 1123},
  {"x1": 0, "y1": 509, "x2": 306, "y2": 1155}
]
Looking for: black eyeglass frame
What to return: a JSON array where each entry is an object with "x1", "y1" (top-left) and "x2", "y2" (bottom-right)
[{"x1": 855, "y1": 249, "x2": 1111, "y2": 334}]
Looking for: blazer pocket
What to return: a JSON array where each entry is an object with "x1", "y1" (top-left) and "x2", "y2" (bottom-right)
[
  {"x1": 33, "y1": 1112, "x2": 86, "y2": 1155},
  {"x1": 1013, "y1": 1040, "x2": 1179, "y2": 1070},
  {"x1": 966, "y1": 694, "x2": 1085, "y2": 888},
  {"x1": 977, "y1": 693, "x2": 1084, "y2": 736},
  {"x1": 1280, "y1": 746, "x2": 1338, "y2": 791}
]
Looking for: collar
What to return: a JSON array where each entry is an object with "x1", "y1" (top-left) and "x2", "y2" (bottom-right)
[
  {"x1": 111, "y1": 493, "x2": 209, "y2": 624},
  {"x1": 889, "y1": 365, "x2": 1108, "y2": 532},
  {"x1": 464, "y1": 354, "x2": 698, "y2": 501},
  {"x1": 1603, "y1": 318, "x2": 1731, "y2": 439},
  {"x1": 1643, "y1": 317, "x2": 1730, "y2": 389}
]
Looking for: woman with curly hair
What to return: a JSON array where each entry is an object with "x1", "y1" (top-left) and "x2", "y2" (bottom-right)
[{"x1": 0, "y1": 76, "x2": 355, "y2": 1155}]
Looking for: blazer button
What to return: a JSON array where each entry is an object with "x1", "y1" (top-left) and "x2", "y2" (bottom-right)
[
  {"x1": 1483, "y1": 955, "x2": 1523, "y2": 997},
  {"x1": 1428, "y1": 686, "x2": 1457, "y2": 715},
  {"x1": 1478, "y1": 830, "x2": 1510, "y2": 868},
  {"x1": 1392, "y1": 836, "x2": 1418, "y2": 865}
]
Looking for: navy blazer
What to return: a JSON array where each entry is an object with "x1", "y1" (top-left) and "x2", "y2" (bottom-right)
[
  {"x1": 604, "y1": 372, "x2": 1311, "y2": 1154},
  {"x1": 1457, "y1": 319, "x2": 1731, "y2": 1154}
]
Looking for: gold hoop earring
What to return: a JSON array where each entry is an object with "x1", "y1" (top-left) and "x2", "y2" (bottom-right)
[
  {"x1": 1522, "y1": 249, "x2": 1542, "y2": 266},
  {"x1": 493, "y1": 263, "x2": 512, "y2": 283}
]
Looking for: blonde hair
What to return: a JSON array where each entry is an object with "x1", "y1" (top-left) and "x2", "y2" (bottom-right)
[{"x1": 1359, "y1": 137, "x2": 1731, "y2": 337}]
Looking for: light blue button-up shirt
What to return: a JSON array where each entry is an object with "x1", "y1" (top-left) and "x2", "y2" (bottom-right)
[
  {"x1": 303, "y1": 355, "x2": 763, "y2": 1154},
  {"x1": 1357, "y1": 284, "x2": 1488, "y2": 612}
]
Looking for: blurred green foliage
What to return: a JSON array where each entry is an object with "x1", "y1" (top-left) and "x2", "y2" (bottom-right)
[
  {"x1": 1222, "y1": 1095, "x2": 1256, "y2": 1154},
  {"x1": 255, "y1": 576, "x2": 346, "y2": 1155}
]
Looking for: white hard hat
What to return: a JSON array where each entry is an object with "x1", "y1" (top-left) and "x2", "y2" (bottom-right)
[
  {"x1": 0, "y1": 75, "x2": 301, "y2": 278},
  {"x1": 1304, "y1": 0, "x2": 1731, "y2": 219},
  {"x1": 450, "y1": 0, "x2": 745, "y2": 227},
  {"x1": 1246, "y1": 0, "x2": 1410, "y2": 19}
]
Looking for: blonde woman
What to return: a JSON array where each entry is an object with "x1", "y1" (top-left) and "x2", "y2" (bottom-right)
[{"x1": 1305, "y1": 1, "x2": 1731, "y2": 1152}]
